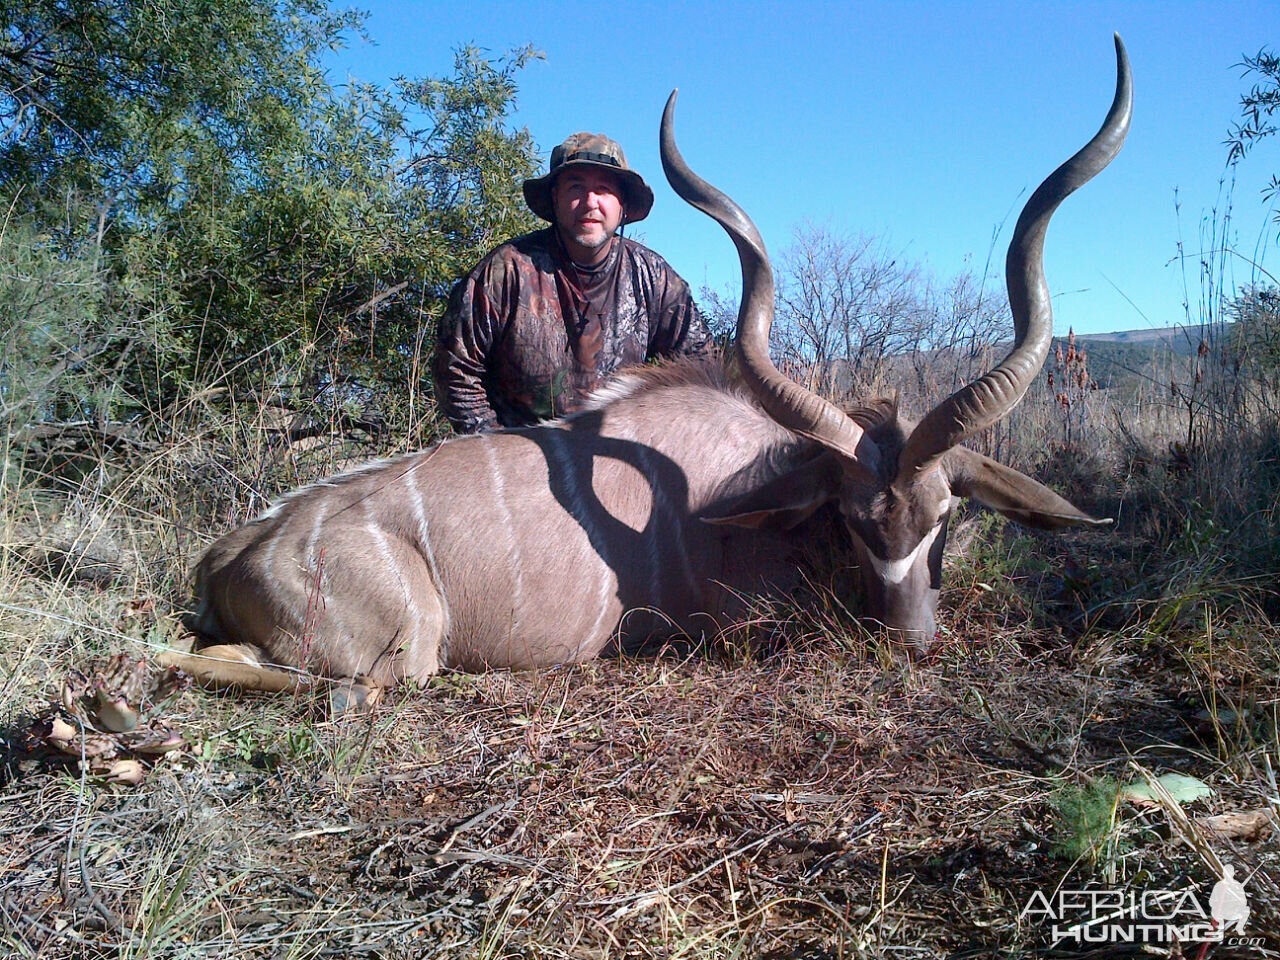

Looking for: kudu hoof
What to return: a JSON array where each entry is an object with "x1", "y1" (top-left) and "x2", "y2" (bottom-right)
[{"x1": 328, "y1": 678, "x2": 382, "y2": 717}]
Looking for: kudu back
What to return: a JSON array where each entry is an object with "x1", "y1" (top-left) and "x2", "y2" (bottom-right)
[{"x1": 175, "y1": 39, "x2": 1131, "y2": 691}]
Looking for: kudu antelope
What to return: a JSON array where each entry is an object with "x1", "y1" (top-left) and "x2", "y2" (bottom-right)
[{"x1": 168, "y1": 39, "x2": 1131, "y2": 698}]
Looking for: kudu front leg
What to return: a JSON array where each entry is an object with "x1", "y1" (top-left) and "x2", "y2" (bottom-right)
[{"x1": 157, "y1": 644, "x2": 382, "y2": 716}]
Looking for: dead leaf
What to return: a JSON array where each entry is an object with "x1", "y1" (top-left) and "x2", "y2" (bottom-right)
[
  {"x1": 94, "y1": 689, "x2": 139, "y2": 732},
  {"x1": 130, "y1": 730, "x2": 184, "y2": 755},
  {"x1": 1197, "y1": 809, "x2": 1274, "y2": 841},
  {"x1": 45, "y1": 716, "x2": 78, "y2": 749},
  {"x1": 122, "y1": 597, "x2": 156, "y2": 618},
  {"x1": 56, "y1": 733, "x2": 118, "y2": 759},
  {"x1": 104, "y1": 759, "x2": 145, "y2": 786}
]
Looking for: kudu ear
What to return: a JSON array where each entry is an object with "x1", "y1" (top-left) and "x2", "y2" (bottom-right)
[
  {"x1": 701, "y1": 454, "x2": 842, "y2": 531},
  {"x1": 946, "y1": 448, "x2": 1112, "y2": 530}
]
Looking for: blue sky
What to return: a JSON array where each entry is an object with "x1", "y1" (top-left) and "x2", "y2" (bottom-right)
[{"x1": 328, "y1": 1, "x2": 1277, "y2": 336}]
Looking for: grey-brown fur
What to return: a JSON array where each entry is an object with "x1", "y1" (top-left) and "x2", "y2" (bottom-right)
[
  {"x1": 192, "y1": 362, "x2": 819, "y2": 684},
  {"x1": 183, "y1": 38, "x2": 1131, "y2": 690}
]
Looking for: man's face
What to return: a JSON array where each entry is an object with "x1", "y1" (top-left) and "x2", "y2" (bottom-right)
[{"x1": 552, "y1": 167, "x2": 624, "y2": 263}]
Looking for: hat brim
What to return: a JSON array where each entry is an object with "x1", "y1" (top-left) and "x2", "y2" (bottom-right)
[{"x1": 523, "y1": 160, "x2": 654, "y2": 225}]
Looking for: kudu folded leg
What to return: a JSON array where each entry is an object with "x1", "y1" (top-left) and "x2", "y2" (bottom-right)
[
  {"x1": 157, "y1": 643, "x2": 308, "y2": 693},
  {"x1": 158, "y1": 644, "x2": 384, "y2": 716}
]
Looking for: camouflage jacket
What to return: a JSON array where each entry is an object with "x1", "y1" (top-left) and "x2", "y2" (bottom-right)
[{"x1": 433, "y1": 228, "x2": 714, "y2": 433}]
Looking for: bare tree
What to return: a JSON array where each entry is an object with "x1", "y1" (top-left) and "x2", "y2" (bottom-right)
[
  {"x1": 903, "y1": 269, "x2": 1012, "y2": 409},
  {"x1": 770, "y1": 224, "x2": 1012, "y2": 409},
  {"x1": 772, "y1": 223, "x2": 929, "y2": 398}
]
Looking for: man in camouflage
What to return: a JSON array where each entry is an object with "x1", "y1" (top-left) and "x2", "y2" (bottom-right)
[{"x1": 433, "y1": 132, "x2": 714, "y2": 433}]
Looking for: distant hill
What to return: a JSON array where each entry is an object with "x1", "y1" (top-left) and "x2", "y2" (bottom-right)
[
  {"x1": 1052, "y1": 323, "x2": 1234, "y2": 400},
  {"x1": 1073, "y1": 323, "x2": 1229, "y2": 357},
  {"x1": 806, "y1": 323, "x2": 1232, "y2": 407}
]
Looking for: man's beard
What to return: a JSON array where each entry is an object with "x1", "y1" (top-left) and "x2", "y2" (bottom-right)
[{"x1": 566, "y1": 223, "x2": 613, "y2": 251}]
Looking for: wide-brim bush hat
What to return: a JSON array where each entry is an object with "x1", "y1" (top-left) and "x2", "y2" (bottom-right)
[{"x1": 523, "y1": 132, "x2": 654, "y2": 225}]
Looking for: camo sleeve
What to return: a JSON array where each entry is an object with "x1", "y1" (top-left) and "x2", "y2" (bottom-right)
[
  {"x1": 646, "y1": 259, "x2": 716, "y2": 362},
  {"x1": 433, "y1": 263, "x2": 505, "y2": 435}
]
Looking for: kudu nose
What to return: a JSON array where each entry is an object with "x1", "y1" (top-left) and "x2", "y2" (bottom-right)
[{"x1": 882, "y1": 625, "x2": 937, "y2": 659}]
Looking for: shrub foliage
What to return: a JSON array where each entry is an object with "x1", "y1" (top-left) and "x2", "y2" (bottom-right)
[{"x1": 1, "y1": 1, "x2": 539, "y2": 435}]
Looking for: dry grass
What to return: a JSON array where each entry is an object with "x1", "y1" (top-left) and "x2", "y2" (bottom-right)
[
  {"x1": 3, "y1": 585, "x2": 1278, "y2": 956},
  {"x1": 3, "y1": 358, "x2": 1280, "y2": 958}
]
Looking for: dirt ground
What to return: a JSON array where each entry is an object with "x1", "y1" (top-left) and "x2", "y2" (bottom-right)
[{"x1": 3, "y1": 610, "x2": 1278, "y2": 959}]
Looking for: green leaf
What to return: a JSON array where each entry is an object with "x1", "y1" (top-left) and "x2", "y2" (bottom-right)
[{"x1": 1122, "y1": 773, "x2": 1214, "y2": 805}]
